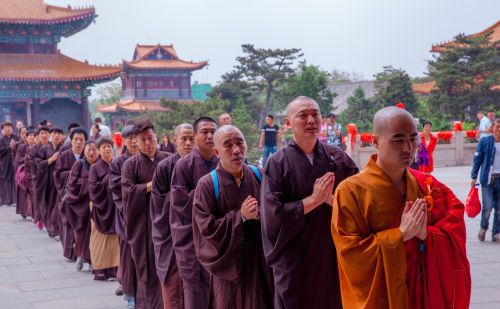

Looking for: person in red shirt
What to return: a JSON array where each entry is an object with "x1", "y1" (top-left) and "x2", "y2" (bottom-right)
[{"x1": 419, "y1": 121, "x2": 437, "y2": 173}]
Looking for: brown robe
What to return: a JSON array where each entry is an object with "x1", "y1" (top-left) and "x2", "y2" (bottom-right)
[
  {"x1": 193, "y1": 164, "x2": 274, "y2": 309},
  {"x1": 23, "y1": 144, "x2": 36, "y2": 218},
  {"x1": 26, "y1": 143, "x2": 43, "y2": 222},
  {"x1": 54, "y1": 149, "x2": 82, "y2": 261},
  {"x1": 14, "y1": 142, "x2": 29, "y2": 217},
  {"x1": 60, "y1": 159, "x2": 92, "y2": 262},
  {"x1": 151, "y1": 153, "x2": 184, "y2": 309},
  {"x1": 35, "y1": 143, "x2": 62, "y2": 236},
  {"x1": 170, "y1": 149, "x2": 219, "y2": 309},
  {"x1": 122, "y1": 151, "x2": 170, "y2": 309},
  {"x1": 89, "y1": 159, "x2": 116, "y2": 234},
  {"x1": 89, "y1": 159, "x2": 120, "y2": 276},
  {"x1": 0, "y1": 134, "x2": 18, "y2": 205},
  {"x1": 109, "y1": 152, "x2": 136, "y2": 298},
  {"x1": 261, "y1": 140, "x2": 358, "y2": 309}
]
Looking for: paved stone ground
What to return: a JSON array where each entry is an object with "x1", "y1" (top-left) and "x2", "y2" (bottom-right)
[{"x1": 1, "y1": 165, "x2": 499, "y2": 308}]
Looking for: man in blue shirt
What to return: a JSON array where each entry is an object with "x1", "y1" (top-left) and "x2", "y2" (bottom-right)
[{"x1": 471, "y1": 118, "x2": 500, "y2": 242}]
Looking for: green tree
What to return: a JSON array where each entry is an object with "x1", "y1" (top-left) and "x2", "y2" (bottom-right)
[
  {"x1": 149, "y1": 97, "x2": 229, "y2": 135},
  {"x1": 280, "y1": 62, "x2": 337, "y2": 115},
  {"x1": 234, "y1": 44, "x2": 303, "y2": 129},
  {"x1": 374, "y1": 66, "x2": 419, "y2": 114},
  {"x1": 427, "y1": 32, "x2": 499, "y2": 120},
  {"x1": 338, "y1": 87, "x2": 381, "y2": 132},
  {"x1": 91, "y1": 82, "x2": 122, "y2": 122},
  {"x1": 231, "y1": 98, "x2": 260, "y2": 161}
]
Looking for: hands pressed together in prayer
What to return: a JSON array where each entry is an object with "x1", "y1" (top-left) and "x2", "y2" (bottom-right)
[
  {"x1": 303, "y1": 172, "x2": 335, "y2": 214},
  {"x1": 9, "y1": 139, "x2": 16, "y2": 149},
  {"x1": 241, "y1": 195, "x2": 259, "y2": 221},
  {"x1": 146, "y1": 181, "x2": 153, "y2": 193},
  {"x1": 399, "y1": 198, "x2": 428, "y2": 242}
]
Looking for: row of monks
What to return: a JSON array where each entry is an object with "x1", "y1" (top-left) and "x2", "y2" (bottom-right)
[{"x1": 0, "y1": 96, "x2": 471, "y2": 309}]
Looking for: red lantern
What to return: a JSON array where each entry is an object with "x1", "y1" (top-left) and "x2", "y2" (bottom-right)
[
  {"x1": 453, "y1": 121, "x2": 463, "y2": 131},
  {"x1": 113, "y1": 132, "x2": 123, "y2": 148}
]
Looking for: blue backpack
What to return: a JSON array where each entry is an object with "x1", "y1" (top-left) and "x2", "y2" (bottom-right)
[{"x1": 210, "y1": 165, "x2": 262, "y2": 200}]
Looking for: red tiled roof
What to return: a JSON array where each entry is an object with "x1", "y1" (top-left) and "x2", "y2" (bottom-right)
[
  {"x1": 0, "y1": 52, "x2": 121, "y2": 82},
  {"x1": 134, "y1": 44, "x2": 179, "y2": 60},
  {"x1": 432, "y1": 20, "x2": 500, "y2": 52},
  {"x1": 412, "y1": 82, "x2": 437, "y2": 95},
  {"x1": 123, "y1": 59, "x2": 208, "y2": 71},
  {"x1": 0, "y1": 0, "x2": 95, "y2": 25},
  {"x1": 97, "y1": 99, "x2": 197, "y2": 113},
  {"x1": 413, "y1": 81, "x2": 500, "y2": 95},
  {"x1": 127, "y1": 43, "x2": 208, "y2": 71}
]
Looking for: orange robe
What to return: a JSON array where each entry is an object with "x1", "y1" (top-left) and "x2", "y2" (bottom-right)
[{"x1": 331, "y1": 154, "x2": 471, "y2": 309}]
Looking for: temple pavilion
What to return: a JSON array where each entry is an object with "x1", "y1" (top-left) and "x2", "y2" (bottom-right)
[{"x1": 0, "y1": 0, "x2": 121, "y2": 129}]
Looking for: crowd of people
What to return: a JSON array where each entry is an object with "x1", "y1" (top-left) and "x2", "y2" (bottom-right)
[{"x1": 0, "y1": 96, "x2": 487, "y2": 309}]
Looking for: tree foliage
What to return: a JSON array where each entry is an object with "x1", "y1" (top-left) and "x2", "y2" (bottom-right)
[
  {"x1": 279, "y1": 62, "x2": 337, "y2": 115},
  {"x1": 233, "y1": 44, "x2": 303, "y2": 128},
  {"x1": 427, "y1": 32, "x2": 499, "y2": 120},
  {"x1": 374, "y1": 66, "x2": 419, "y2": 114},
  {"x1": 149, "y1": 97, "x2": 228, "y2": 135},
  {"x1": 338, "y1": 87, "x2": 381, "y2": 132}
]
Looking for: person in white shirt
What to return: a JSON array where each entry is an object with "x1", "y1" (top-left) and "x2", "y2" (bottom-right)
[
  {"x1": 478, "y1": 111, "x2": 492, "y2": 139},
  {"x1": 90, "y1": 117, "x2": 111, "y2": 138}
]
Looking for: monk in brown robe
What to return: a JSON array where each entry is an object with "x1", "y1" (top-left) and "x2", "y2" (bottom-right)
[
  {"x1": 331, "y1": 107, "x2": 471, "y2": 309},
  {"x1": 0, "y1": 122, "x2": 19, "y2": 206},
  {"x1": 151, "y1": 123, "x2": 194, "y2": 309},
  {"x1": 61, "y1": 141, "x2": 98, "y2": 271},
  {"x1": 109, "y1": 125, "x2": 139, "y2": 307},
  {"x1": 170, "y1": 117, "x2": 219, "y2": 309},
  {"x1": 13, "y1": 127, "x2": 29, "y2": 218},
  {"x1": 89, "y1": 137, "x2": 120, "y2": 281},
  {"x1": 54, "y1": 127, "x2": 87, "y2": 262},
  {"x1": 122, "y1": 120, "x2": 170, "y2": 309},
  {"x1": 26, "y1": 126, "x2": 50, "y2": 228},
  {"x1": 35, "y1": 127, "x2": 64, "y2": 237},
  {"x1": 193, "y1": 125, "x2": 274, "y2": 309},
  {"x1": 22, "y1": 130, "x2": 36, "y2": 218},
  {"x1": 261, "y1": 96, "x2": 358, "y2": 309}
]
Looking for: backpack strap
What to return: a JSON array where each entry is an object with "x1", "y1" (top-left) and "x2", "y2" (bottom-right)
[
  {"x1": 249, "y1": 165, "x2": 262, "y2": 183},
  {"x1": 210, "y1": 170, "x2": 220, "y2": 200},
  {"x1": 211, "y1": 165, "x2": 262, "y2": 205}
]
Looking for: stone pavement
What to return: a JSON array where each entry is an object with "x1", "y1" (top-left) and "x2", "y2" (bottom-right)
[{"x1": 0, "y1": 165, "x2": 499, "y2": 308}]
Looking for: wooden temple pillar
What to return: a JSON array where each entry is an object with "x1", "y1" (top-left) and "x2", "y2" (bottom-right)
[
  {"x1": 32, "y1": 98, "x2": 40, "y2": 126},
  {"x1": 82, "y1": 95, "x2": 89, "y2": 131}
]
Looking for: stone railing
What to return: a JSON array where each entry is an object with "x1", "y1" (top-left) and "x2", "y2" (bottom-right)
[{"x1": 345, "y1": 131, "x2": 478, "y2": 169}]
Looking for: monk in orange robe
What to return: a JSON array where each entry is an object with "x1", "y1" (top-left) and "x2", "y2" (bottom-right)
[{"x1": 331, "y1": 106, "x2": 471, "y2": 309}]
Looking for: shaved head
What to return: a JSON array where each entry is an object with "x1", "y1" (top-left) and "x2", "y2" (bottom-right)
[
  {"x1": 286, "y1": 96, "x2": 319, "y2": 117},
  {"x1": 175, "y1": 123, "x2": 193, "y2": 136},
  {"x1": 373, "y1": 106, "x2": 416, "y2": 137},
  {"x1": 214, "y1": 125, "x2": 246, "y2": 147}
]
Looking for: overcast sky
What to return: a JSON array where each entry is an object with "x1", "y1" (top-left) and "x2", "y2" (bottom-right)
[{"x1": 52, "y1": 0, "x2": 498, "y2": 86}]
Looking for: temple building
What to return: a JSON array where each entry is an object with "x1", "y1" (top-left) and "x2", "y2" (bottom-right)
[
  {"x1": 413, "y1": 20, "x2": 500, "y2": 95},
  {"x1": 0, "y1": 0, "x2": 121, "y2": 129},
  {"x1": 97, "y1": 44, "x2": 208, "y2": 129}
]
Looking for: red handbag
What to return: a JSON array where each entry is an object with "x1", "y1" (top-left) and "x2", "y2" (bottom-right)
[{"x1": 465, "y1": 186, "x2": 481, "y2": 218}]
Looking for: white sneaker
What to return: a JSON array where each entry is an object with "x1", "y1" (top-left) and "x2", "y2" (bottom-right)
[
  {"x1": 75, "y1": 257, "x2": 83, "y2": 271},
  {"x1": 88, "y1": 264, "x2": 93, "y2": 273}
]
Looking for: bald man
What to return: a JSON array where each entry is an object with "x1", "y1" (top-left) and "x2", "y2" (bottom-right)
[
  {"x1": 192, "y1": 125, "x2": 274, "y2": 308},
  {"x1": 261, "y1": 96, "x2": 358, "y2": 309},
  {"x1": 151, "y1": 123, "x2": 194, "y2": 309},
  {"x1": 218, "y1": 113, "x2": 232, "y2": 126},
  {"x1": 170, "y1": 117, "x2": 219, "y2": 309},
  {"x1": 331, "y1": 106, "x2": 471, "y2": 309}
]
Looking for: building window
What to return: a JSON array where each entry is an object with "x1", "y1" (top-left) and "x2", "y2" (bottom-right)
[{"x1": 136, "y1": 80, "x2": 142, "y2": 88}]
